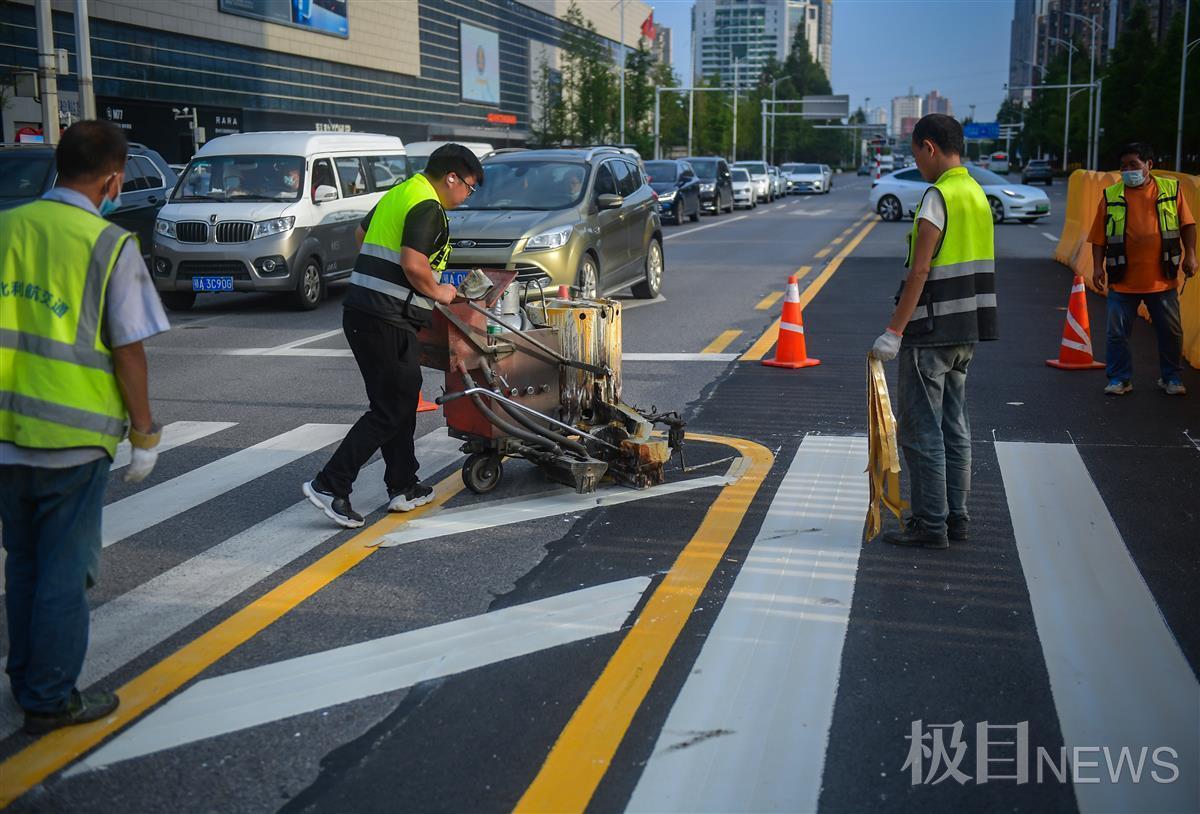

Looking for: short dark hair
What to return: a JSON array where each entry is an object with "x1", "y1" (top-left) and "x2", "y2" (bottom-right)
[
  {"x1": 911, "y1": 114, "x2": 964, "y2": 157},
  {"x1": 425, "y1": 143, "x2": 484, "y2": 186},
  {"x1": 56, "y1": 120, "x2": 128, "y2": 181},
  {"x1": 1117, "y1": 142, "x2": 1153, "y2": 162}
]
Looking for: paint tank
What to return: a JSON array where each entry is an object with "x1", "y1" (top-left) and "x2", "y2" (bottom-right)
[{"x1": 542, "y1": 298, "x2": 622, "y2": 424}]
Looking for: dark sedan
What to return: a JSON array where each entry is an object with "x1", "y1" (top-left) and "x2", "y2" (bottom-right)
[
  {"x1": 682, "y1": 156, "x2": 735, "y2": 214},
  {"x1": 646, "y1": 159, "x2": 701, "y2": 225},
  {"x1": 0, "y1": 142, "x2": 177, "y2": 256},
  {"x1": 1021, "y1": 159, "x2": 1054, "y2": 185}
]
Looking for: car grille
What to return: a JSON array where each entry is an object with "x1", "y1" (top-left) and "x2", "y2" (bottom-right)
[
  {"x1": 215, "y1": 221, "x2": 254, "y2": 243},
  {"x1": 177, "y1": 260, "x2": 252, "y2": 280},
  {"x1": 175, "y1": 221, "x2": 209, "y2": 243},
  {"x1": 451, "y1": 238, "x2": 514, "y2": 249}
]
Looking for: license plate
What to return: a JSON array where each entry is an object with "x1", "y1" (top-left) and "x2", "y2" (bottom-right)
[
  {"x1": 440, "y1": 270, "x2": 470, "y2": 287},
  {"x1": 1035, "y1": 203, "x2": 1048, "y2": 213},
  {"x1": 192, "y1": 276, "x2": 234, "y2": 292}
]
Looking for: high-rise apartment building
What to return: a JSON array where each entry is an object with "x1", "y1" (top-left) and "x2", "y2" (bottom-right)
[
  {"x1": 867, "y1": 106, "x2": 889, "y2": 130},
  {"x1": 891, "y1": 90, "x2": 922, "y2": 138},
  {"x1": 650, "y1": 26, "x2": 673, "y2": 65},
  {"x1": 924, "y1": 89, "x2": 952, "y2": 116},
  {"x1": 691, "y1": 0, "x2": 832, "y2": 89}
]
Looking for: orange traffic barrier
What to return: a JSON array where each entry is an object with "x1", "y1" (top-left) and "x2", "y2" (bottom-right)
[
  {"x1": 417, "y1": 393, "x2": 438, "y2": 412},
  {"x1": 762, "y1": 275, "x2": 820, "y2": 369},
  {"x1": 1046, "y1": 275, "x2": 1105, "y2": 370}
]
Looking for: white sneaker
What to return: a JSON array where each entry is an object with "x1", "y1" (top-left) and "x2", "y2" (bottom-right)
[
  {"x1": 302, "y1": 480, "x2": 365, "y2": 528},
  {"x1": 1157, "y1": 378, "x2": 1187, "y2": 395},
  {"x1": 387, "y1": 482, "x2": 434, "y2": 512}
]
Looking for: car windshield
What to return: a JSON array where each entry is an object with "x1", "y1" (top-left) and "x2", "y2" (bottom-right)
[
  {"x1": 645, "y1": 161, "x2": 678, "y2": 182},
  {"x1": 967, "y1": 166, "x2": 1009, "y2": 186},
  {"x1": 0, "y1": 154, "x2": 53, "y2": 199},
  {"x1": 788, "y1": 164, "x2": 821, "y2": 173},
  {"x1": 1028, "y1": 160, "x2": 1050, "y2": 168},
  {"x1": 408, "y1": 155, "x2": 431, "y2": 173},
  {"x1": 737, "y1": 162, "x2": 766, "y2": 174},
  {"x1": 459, "y1": 160, "x2": 589, "y2": 211},
  {"x1": 172, "y1": 155, "x2": 305, "y2": 202},
  {"x1": 686, "y1": 158, "x2": 719, "y2": 178},
  {"x1": 731, "y1": 168, "x2": 750, "y2": 181}
]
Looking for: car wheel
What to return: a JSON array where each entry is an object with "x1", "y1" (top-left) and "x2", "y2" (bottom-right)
[
  {"x1": 987, "y1": 196, "x2": 1005, "y2": 224},
  {"x1": 689, "y1": 197, "x2": 701, "y2": 222},
  {"x1": 161, "y1": 291, "x2": 196, "y2": 311},
  {"x1": 292, "y1": 256, "x2": 324, "y2": 310},
  {"x1": 877, "y1": 195, "x2": 902, "y2": 222},
  {"x1": 577, "y1": 254, "x2": 599, "y2": 300},
  {"x1": 674, "y1": 203, "x2": 685, "y2": 226},
  {"x1": 631, "y1": 238, "x2": 663, "y2": 299}
]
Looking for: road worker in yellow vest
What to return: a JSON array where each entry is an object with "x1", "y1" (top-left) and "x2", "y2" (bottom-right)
[
  {"x1": 870, "y1": 114, "x2": 998, "y2": 550},
  {"x1": 1088, "y1": 142, "x2": 1197, "y2": 396},
  {"x1": 304, "y1": 144, "x2": 483, "y2": 528},
  {"x1": 0, "y1": 121, "x2": 170, "y2": 734}
]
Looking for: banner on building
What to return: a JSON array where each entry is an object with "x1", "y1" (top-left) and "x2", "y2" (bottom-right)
[
  {"x1": 460, "y1": 22, "x2": 500, "y2": 105},
  {"x1": 219, "y1": 0, "x2": 349, "y2": 39}
]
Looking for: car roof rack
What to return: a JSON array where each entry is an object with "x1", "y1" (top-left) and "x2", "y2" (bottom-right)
[{"x1": 581, "y1": 146, "x2": 625, "y2": 160}]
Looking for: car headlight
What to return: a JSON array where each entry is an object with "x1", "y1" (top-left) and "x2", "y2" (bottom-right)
[
  {"x1": 252, "y1": 216, "x2": 295, "y2": 239},
  {"x1": 658, "y1": 190, "x2": 677, "y2": 202},
  {"x1": 525, "y1": 224, "x2": 573, "y2": 251},
  {"x1": 155, "y1": 218, "x2": 176, "y2": 238},
  {"x1": 1001, "y1": 189, "x2": 1022, "y2": 198},
  {"x1": 700, "y1": 183, "x2": 714, "y2": 192}
]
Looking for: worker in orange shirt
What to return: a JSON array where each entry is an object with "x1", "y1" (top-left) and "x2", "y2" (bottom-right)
[{"x1": 1089, "y1": 142, "x2": 1197, "y2": 395}]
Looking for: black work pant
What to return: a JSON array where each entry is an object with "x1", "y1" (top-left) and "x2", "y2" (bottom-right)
[{"x1": 318, "y1": 308, "x2": 422, "y2": 498}]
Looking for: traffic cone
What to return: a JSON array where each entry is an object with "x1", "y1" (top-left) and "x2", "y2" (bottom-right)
[
  {"x1": 1046, "y1": 275, "x2": 1105, "y2": 370},
  {"x1": 762, "y1": 274, "x2": 821, "y2": 369},
  {"x1": 417, "y1": 392, "x2": 438, "y2": 412}
]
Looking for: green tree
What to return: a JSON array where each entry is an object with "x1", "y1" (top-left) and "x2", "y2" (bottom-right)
[
  {"x1": 624, "y1": 40, "x2": 656, "y2": 154},
  {"x1": 560, "y1": 1, "x2": 618, "y2": 144},
  {"x1": 530, "y1": 50, "x2": 565, "y2": 147},
  {"x1": 1098, "y1": 4, "x2": 1156, "y2": 164}
]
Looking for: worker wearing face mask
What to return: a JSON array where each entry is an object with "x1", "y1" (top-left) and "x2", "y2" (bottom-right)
[
  {"x1": 1089, "y1": 142, "x2": 1197, "y2": 396},
  {"x1": 0, "y1": 121, "x2": 170, "y2": 734}
]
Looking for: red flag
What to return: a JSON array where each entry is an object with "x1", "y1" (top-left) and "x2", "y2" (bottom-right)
[{"x1": 641, "y1": 11, "x2": 656, "y2": 40}]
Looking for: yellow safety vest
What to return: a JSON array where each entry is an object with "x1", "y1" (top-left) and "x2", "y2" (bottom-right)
[
  {"x1": 903, "y1": 166, "x2": 998, "y2": 345},
  {"x1": 0, "y1": 199, "x2": 130, "y2": 456},
  {"x1": 1102, "y1": 176, "x2": 1182, "y2": 279}
]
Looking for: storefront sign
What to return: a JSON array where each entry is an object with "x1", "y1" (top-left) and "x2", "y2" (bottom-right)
[{"x1": 487, "y1": 112, "x2": 517, "y2": 126}]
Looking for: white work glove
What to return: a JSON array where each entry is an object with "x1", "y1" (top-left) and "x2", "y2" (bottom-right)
[
  {"x1": 124, "y1": 422, "x2": 161, "y2": 483},
  {"x1": 871, "y1": 329, "x2": 902, "y2": 362}
]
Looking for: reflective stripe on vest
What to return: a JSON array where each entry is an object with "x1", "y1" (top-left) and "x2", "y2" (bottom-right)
[
  {"x1": 0, "y1": 200, "x2": 130, "y2": 455},
  {"x1": 351, "y1": 173, "x2": 450, "y2": 306},
  {"x1": 1103, "y1": 176, "x2": 1182, "y2": 275},
  {"x1": 903, "y1": 167, "x2": 997, "y2": 344}
]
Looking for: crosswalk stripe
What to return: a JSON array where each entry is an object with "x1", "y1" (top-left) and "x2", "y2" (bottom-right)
[
  {"x1": 627, "y1": 434, "x2": 870, "y2": 813},
  {"x1": 995, "y1": 442, "x2": 1199, "y2": 813},
  {"x1": 0, "y1": 429, "x2": 463, "y2": 741},
  {"x1": 100, "y1": 423, "x2": 349, "y2": 549},
  {"x1": 67, "y1": 577, "x2": 652, "y2": 774},
  {"x1": 110, "y1": 421, "x2": 236, "y2": 470}
]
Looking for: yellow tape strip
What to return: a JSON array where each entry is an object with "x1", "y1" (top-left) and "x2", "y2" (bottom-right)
[
  {"x1": 514, "y1": 433, "x2": 774, "y2": 814},
  {"x1": 0, "y1": 471, "x2": 467, "y2": 807},
  {"x1": 700, "y1": 329, "x2": 743, "y2": 354}
]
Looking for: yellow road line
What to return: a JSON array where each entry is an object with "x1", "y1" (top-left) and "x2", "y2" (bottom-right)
[
  {"x1": 814, "y1": 246, "x2": 832, "y2": 258},
  {"x1": 739, "y1": 220, "x2": 877, "y2": 362},
  {"x1": 700, "y1": 329, "x2": 743, "y2": 354},
  {"x1": 830, "y1": 236, "x2": 844, "y2": 245},
  {"x1": 514, "y1": 433, "x2": 774, "y2": 814},
  {"x1": 0, "y1": 471, "x2": 466, "y2": 807},
  {"x1": 754, "y1": 291, "x2": 783, "y2": 311}
]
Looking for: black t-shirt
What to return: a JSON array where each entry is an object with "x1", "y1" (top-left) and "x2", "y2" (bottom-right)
[{"x1": 359, "y1": 200, "x2": 447, "y2": 259}]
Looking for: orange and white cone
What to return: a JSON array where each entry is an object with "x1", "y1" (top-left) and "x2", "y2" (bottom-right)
[
  {"x1": 763, "y1": 274, "x2": 821, "y2": 369},
  {"x1": 1046, "y1": 275, "x2": 1105, "y2": 370},
  {"x1": 417, "y1": 392, "x2": 439, "y2": 412}
]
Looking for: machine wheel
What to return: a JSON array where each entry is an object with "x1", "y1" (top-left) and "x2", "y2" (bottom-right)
[
  {"x1": 160, "y1": 291, "x2": 196, "y2": 311},
  {"x1": 462, "y1": 453, "x2": 503, "y2": 494},
  {"x1": 631, "y1": 238, "x2": 663, "y2": 299},
  {"x1": 877, "y1": 195, "x2": 902, "y2": 222},
  {"x1": 292, "y1": 257, "x2": 324, "y2": 310},
  {"x1": 988, "y1": 196, "x2": 1005, "y2": 224},
  {"x1": 577, "y1": 255, "x2": 599, "y2": 300}
]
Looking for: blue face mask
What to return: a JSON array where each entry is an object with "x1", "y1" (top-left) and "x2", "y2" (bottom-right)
[
  {"x1": 98, "y1": 192, "x2": 122, "y2": 216},
  {"x1": 1121, "y1": 169, "x2": 1146, "y2": 188}
]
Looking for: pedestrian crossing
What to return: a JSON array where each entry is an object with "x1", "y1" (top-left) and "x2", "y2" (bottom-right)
[{"x1": 0, "y1": 425, "x2": 1194, "y2": 812}]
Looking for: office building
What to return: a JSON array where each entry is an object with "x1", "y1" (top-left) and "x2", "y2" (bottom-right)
[
  {"x1": 891, "y1": 89, "x2": 922, "y2": 137},
  {"x1": 691, "y1": 0, "x2": 832, "y2": 89},
  {"x1": 924, "y1": 89, "x2": 952, "y2": 116},
  {"x1": 650, "y1": 25, "x2": 672, "y2": 65},
  {"x1": 1, "y1": 0, "x2": 649, "y2": 158}
]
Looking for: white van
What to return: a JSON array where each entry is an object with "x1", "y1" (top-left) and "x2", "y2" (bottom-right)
[
  {"x1": 151, "y1": 131, "x2": 407, "y2": 311},
  {"x1": 405, "y1": 140, "x2": 493, "y2": 174},
  {"x1": 989, "y1": 151, "x2": 1010, "y2": 174}
]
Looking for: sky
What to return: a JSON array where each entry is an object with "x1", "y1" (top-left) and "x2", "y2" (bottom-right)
[{"x1": 648, "y1": 0, "x2": 1014, "y2": 123}]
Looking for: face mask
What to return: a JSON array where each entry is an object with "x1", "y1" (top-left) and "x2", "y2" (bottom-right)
[
  {"x1": 283, "y1": 174, "x2": 298, "y2": 189},
  {"x1": 99, "y1": 191, "x2": 121, "y2": 216},
  {"x1": 1121, "y1": 169, "x2": 1146, "y2": 187}
]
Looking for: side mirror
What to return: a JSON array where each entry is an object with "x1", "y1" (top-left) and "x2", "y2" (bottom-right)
[
  {"x1": 314, "y1": 185, "x2": 338, "y2": 203},
  {"x1": 597, "y1": 193, "x2": 624, "y2": 210}
]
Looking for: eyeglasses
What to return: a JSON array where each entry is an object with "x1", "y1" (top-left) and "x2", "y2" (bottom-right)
[{"x1": 455, "y1": 175, "x2": 477, "y2": 197}]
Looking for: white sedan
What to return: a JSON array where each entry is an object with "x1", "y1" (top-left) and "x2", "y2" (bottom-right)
[{"x1": 869, "y1": 165, "x2": 1051, "y2": 224}]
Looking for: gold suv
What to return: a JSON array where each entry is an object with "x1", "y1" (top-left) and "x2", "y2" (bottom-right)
[{"x1": 443, "y1": 148, "x2": 663, "y2": 299}]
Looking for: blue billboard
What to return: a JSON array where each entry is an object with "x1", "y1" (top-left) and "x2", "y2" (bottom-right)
[
  {"x1": 963, "y1": 122, "x2": 1000, "y2": 140},
  {"x1": 219, "y1": 0, "x2": 349, "y2": 39}
]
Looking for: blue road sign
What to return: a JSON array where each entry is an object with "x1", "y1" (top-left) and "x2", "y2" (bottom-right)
[{"x1": 964, "y1": 122, "x2": 1000, "y2": 140}]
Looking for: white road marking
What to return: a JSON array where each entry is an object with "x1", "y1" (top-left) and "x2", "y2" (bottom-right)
[
  {"x1": 627, "y1": 434, "x2": 870, "y2": 814},
  {"x1": 995, "y1": 442, "x2": 1199, "y2": 814},
  {"x1": 67, "y1": 577, "x2": 652, "y2": 774},
  {"x1": 376, "y1": 473, "x2": 734, "y2": 548},
  {"x1": 101, "y1": 423, "x2": 350, "y2": 548},
  {"x1": 110, "y1": 421, "x2": 236, "y2": 470},
  {"x1": 619, "y1": 295, "x2": 667, "y2": 310},
  {"x1": 623, "y1": 353, "x2": 739, "y2": 362},
  {"x1": 1042, "y1": 231, "x2": 1059, "y2": 241},
  {"x1": 0, "y1": 431, "x2": 463, "y2": 741},
  {"x1": 791, "y1": 209, "x2": 833, "y2": 216},
  {"x1": 225, "y1": 328, "x2": 344, "y2": 356},
  {"x1": 662, "y1": 215, "x2": 748, "y2": 240}
]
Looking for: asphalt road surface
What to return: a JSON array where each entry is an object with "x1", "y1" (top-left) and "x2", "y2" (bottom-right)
[{"x1": 2, "y1": 174, "x2": 1197, "y2": 814}]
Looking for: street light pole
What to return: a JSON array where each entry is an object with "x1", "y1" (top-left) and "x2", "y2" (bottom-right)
[
  {"x1": 34, "y1": 0, "x2": 60, "y2": 145},
  {"x1": 1049, "y1": 36, "x2": 1078, "y2": 171},
  {"x1": 1065, "y1": 12, "x2": 1100, "y2": 168},
  {"x1": 618, "y1": 0, "x2": 625, "y2": 145},
  {"x1": 654, "y1": 87, "x2": 661, "y2": 160},
  {"x1": 1176, "y1": 0, "x2": 1197, "y2": 171},
  {"x1": 687, "y1": 88, "x2": 694, "y2": 156},
  {"x1": 732, "y1": 59, "x2": 739, "y2": 162},
  {"x1": 74, "y1": 0, "x2": 96, "y2": 120}
]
